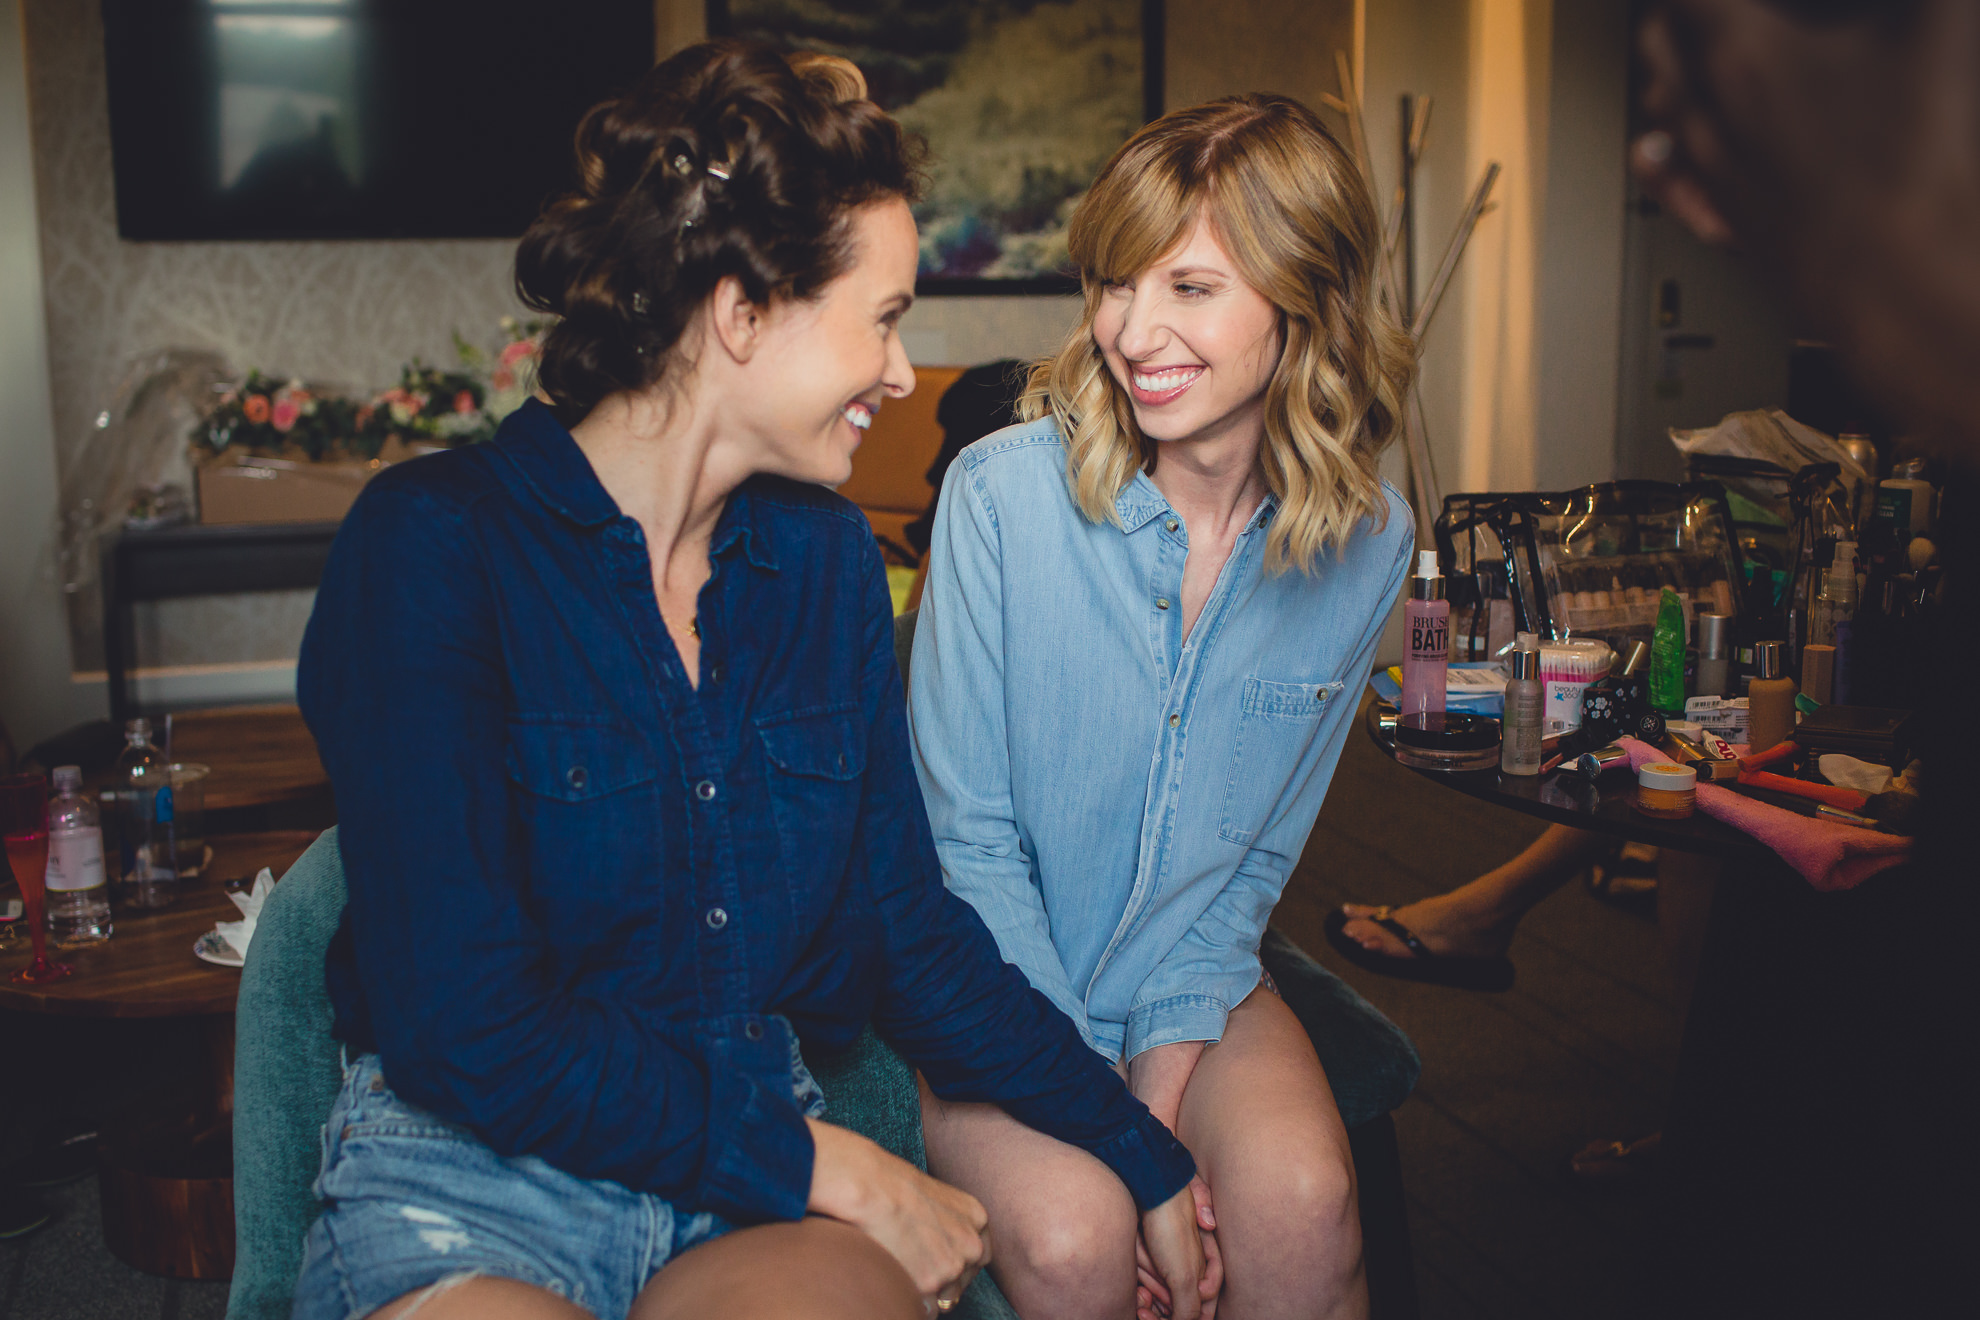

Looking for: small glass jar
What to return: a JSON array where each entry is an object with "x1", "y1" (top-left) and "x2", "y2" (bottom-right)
[
  {"x1": 1394, "y1": 712, "x2": 1502, "y2": 773},
  {"x1": 1633, "y1": 762, "x2": 1698, "y2": 819}
]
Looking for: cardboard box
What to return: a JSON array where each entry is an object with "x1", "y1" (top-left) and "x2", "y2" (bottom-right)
[{"x1": 194, "y1": 439, "x2": 433, "y2": 526}]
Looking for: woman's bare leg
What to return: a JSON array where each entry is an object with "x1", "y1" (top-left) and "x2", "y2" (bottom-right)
[
  {"x1": 359, "y1": 1219, "x2": 920, "y2": 1320},
  {"x1": 918, "y1": 1075, "x2": 1139, "y2": 1320},
  {"x1": 633, "y1": 1219, "x2": 923, "y2": 1320},
  {"x1": 363, "y1": 1277, "x2": 589, "y2": 1320},
  {"x1": 1339, "y1": 822, "x2": 1614, "y2": 959},
  {"x1": 1179, "y1": 988, "x2": 1366, "y2": 1320}
]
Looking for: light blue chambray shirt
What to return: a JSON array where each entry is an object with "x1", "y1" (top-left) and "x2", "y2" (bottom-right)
[{"x1": 908, "y1": 419, "x2": 1414, "y2": 1063}]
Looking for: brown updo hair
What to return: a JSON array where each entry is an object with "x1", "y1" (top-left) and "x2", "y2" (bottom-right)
[{"x1": 515, "y1": 41, "x2": 923, "y2": 425}]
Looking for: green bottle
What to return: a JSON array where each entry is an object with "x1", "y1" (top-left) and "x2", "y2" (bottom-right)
[{"x1": 1649, "y1": 587, "x2": 1687, "y2": 714}]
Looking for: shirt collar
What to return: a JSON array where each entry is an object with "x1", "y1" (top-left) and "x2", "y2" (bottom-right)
[
  {"x1": 493, "y1": 399, "x2": 779, "y2": 572},
  {"x1": 493, "y1": 399, "x2": 621, "y2": 528},
  {"x1": 710, "y1": 484, "x2": 781, "y2": 572},
  {"x1": 1114, "y1": 469, "x2": 1280, "y2": 534}
]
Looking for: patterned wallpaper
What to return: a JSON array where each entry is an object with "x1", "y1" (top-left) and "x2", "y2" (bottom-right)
[{"x1": 23, "y1": 0, "x2": 527, "y2": 673}]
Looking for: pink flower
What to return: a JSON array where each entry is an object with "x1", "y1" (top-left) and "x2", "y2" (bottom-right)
[
  {"x1": 243, "y1": 394, "x2": 271, "y2": 424},
  {"x1": 271, "y1": 397, "x2": 300, "y2": 432},
  {"x1": 454, "y1": 390, "x2": 476, "y2": 415},
  {"x1": 355, "y1": 404, "x2": 375, "y2": 429},
  {"x1": 499, "y1": 339, "x2": 536, "y2": 368},
  {"x1": 491, "y1": 367, "x2": 515, "y2": 391}
]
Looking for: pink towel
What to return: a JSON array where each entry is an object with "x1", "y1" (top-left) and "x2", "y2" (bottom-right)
[{"x1": 1616, "y1": 739, "x2": 1912, "y2": 891}]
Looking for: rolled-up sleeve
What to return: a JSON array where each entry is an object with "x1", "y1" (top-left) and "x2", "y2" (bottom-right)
[{"x1": 300, "y1": 480, "x2": 813, "y2": 1223}]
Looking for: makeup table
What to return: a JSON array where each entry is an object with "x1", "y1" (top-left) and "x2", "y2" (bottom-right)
[
  {"x1": 1361, "y1": 693, "x2": 1932, "y2": 1315},
  {"x1": 1360, "y1": 699, "x2": 1773, "y2": 858}
]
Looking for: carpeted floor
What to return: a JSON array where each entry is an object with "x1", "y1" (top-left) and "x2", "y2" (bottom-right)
[{"x1": 2, "y1": 695, "x2": 1685, "y2": 1320}]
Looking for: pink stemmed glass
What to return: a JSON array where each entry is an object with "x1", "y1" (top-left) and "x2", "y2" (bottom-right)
[{"x1": 3, "y1": 772, "x2": 72, "y2": 984}]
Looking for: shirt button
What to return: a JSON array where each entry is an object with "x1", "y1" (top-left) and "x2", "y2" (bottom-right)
[
  {"x1": 695, "y1": 780, "x2": 717, "y2": 802},
  {"x1": 1156, "y1": 598, "x2": 1171, "y2": 610},
  {"x1": 1168, "y1": 713, "x2": 1181, "y2": 727},
  {"x1": 744, "y1": 1021, "x2": 764, "y2": 1041},
  {"x1": 705, "y1": 906, "x2": 728, "y2": 931},
  {"x1": 709, "y1": 664, "x2": 725, "y2": 684},
  {"x1": 1165, "y1": 518, "x2": 1179, "y2": 533},
  {"x1": 566, "y1": 766, "x2": 588, "y2": 790}
]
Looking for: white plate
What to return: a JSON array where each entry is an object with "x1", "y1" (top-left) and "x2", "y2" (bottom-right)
[{"x1": 194, "y1": 928, "x2": 244, "y2": 968}]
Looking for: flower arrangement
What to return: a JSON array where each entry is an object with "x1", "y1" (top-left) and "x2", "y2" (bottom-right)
[
  {"x1": 195, "y1": 372, "x2": 365, "y2": 462},
  {"x1": 189, "y1": 318, "x2": 547, "y2": 465}
]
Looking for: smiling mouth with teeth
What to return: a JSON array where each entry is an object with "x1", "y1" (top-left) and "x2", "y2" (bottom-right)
[
  {"x1": 842, "y1": 402, "x2": 873, "y2": 430},
  {"x1": 1130, "y1": 366, "x2": 1204, "y2": 396}
]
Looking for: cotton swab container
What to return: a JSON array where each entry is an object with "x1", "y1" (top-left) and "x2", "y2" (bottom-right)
[{"x1": 1540, "y1": 639, "x2": 1613, "y2": 734}]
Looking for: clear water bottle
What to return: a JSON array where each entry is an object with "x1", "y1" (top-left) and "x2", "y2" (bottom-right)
[
  {"x1": 45, "y1": 765, "x2": 112, "y2": 944},
  {"x1": 113, "y1": 717, "x2": 176, "y2": 909}
]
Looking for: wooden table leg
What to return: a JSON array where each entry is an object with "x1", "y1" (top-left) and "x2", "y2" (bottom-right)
[{"x1": 97, "y1": 1014, "x2": 236, "y2": 1280}]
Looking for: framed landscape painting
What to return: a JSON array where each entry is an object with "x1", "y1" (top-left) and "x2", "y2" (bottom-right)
[{"x1": 708, "y1": 0, "x2": 1162, "y2": 293}]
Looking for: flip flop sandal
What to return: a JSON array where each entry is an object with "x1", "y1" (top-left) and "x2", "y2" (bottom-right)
[
  {"x1": 9, "y1": 1130, "x2": 99, "y2": 1189},
  {"x1": 1323, "y1": 905, "x2": 1516, "y2": 992},
  {"x1": 1564, "y1": 1131, "x2": 1663, "y2": 1188},
  {"x1": 0, "y1": 1185, "x2": 51, "y2": 1240},
  {"x1": 1584, "y1": 863, "x2": 1659, "y2": 917}
]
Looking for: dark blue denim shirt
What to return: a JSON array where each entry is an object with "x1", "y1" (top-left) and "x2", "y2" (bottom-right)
[{"x1": 298, "y1": 400, "x2": 1194, "y2": 1225}]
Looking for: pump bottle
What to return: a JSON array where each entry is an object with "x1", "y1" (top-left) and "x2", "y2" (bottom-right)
[
  {"x1": 1401, "y1": 550, "x2": 1450, "y2": 721},
  {"x1": 1500, "y1": 634, "x2": 1544, "y2": 775}
]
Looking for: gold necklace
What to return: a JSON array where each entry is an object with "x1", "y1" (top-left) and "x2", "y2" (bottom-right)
[{"x1": 663, "y1": 611, "x2": 700, "y2": 640}]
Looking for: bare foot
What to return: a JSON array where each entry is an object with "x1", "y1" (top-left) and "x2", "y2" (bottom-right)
[{"x1": 1338, "y1": 891, "x2": 1519, "y2": 961}]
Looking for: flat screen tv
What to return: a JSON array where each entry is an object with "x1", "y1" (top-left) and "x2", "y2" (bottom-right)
[{"x1": 102, "y1": 0, "x2": 656, "y2": 241}]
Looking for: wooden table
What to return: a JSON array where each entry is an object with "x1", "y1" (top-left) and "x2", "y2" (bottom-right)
[
  {"x1": 0, "y1": 831, "x2": 313, "y2": 1016},
  {"x1": 1, "y1": 830, "x2": 317, "y2": 1280},
  {"x1": 154, "y1": 705, "x2": 329, "y2": 815}
]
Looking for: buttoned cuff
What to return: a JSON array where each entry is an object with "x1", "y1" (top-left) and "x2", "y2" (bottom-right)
[
  {"x1": 1123, "y1": 993, "x2": 1229, "y2": 1062},
  {"x1": 690, "y1": 1020, "x2": 815, "y2": 1223},
  {"x1": 1086, "y1": 1112, "x2": 1199, "y2": 1213}
]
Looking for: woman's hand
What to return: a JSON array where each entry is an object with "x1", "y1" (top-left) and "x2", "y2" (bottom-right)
[
  {"x1": 1134, "y1": 1181, "x2": 1217, "y2": 1320},
  {"x1": 806, "y1": 1118, "x2": 991, "y2": 1311}
]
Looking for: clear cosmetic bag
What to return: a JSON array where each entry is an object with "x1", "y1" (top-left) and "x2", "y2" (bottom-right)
[{"x1": 1433, "y1": 481, "x2": 1754, "y2": 661}]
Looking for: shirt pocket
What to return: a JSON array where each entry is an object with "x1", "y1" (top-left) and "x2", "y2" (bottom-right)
[
  {"x1": 505, "y1": 716, "x2": 658, "y2": 925},
  {"x1": 756, "y1": 704, "x2": 868, "y2": 911},
  {"x1": 1217, "y1": 677, "x2": 1343, "y2": 848}
]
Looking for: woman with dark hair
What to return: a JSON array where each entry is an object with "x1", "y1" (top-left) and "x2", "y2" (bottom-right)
[
  {"x1": 293, "y1": 41, "x2": 1201, "y2": 1320},
  {"x1": 910, "y1": 95, "x2": 1416, "y2": 1320}
]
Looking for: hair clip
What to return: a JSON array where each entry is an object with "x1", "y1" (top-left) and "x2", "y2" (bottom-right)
[
  {"x1": 706, "y1": 162, "x2": 731, "y2": 182},
  {"x1": 632, "y1": 292, "x2": 649, "y2": 314},
  {"x1": 670, "y1": 154, "x2": 693, "y2": 177}
]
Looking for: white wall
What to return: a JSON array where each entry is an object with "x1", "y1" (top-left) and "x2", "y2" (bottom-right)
[
  {"x1": 1365, "y1": 0, "x2": 1630, "y2": 501},
  {"x1": 1, "y1": 0, "x2": 94, "y2": 749}
]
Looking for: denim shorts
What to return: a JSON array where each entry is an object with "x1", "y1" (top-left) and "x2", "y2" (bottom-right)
[{"x1": 293, "y1": 1038, "x2": 827, "y2": 1320}]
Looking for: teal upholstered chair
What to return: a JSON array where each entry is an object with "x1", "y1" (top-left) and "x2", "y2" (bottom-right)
[{"x1": 230, "y1": 616, "x2": 1420, "y2": 1320}]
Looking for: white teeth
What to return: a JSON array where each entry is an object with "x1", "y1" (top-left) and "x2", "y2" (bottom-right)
[
  {"x1": 1132, "y1": 368, "x2": 1201, "y2": 393},
  {"x1": 842, "y1": 404, "x2": 872, "y2": 430}
]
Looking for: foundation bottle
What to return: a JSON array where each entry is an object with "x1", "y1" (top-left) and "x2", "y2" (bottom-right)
[{"x1": 1747, "y1": 640, "x2": 1798, "y2": 755}]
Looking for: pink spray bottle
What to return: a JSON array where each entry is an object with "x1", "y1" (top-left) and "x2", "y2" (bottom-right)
[{"x1": 1401, "y1": 550, "x2": 1450, "y2": 721}]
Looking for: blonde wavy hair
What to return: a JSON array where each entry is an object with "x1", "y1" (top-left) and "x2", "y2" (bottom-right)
[{"x1": 1021, "y1": 94, "x2": 1415, "y2": 574}]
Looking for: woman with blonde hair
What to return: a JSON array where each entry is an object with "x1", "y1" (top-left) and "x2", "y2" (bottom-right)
[{"x1": 909, "y1": 94, "x2": 1415, "y2": 1320}]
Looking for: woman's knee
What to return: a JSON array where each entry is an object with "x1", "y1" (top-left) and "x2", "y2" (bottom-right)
[
  {"x1": 997, "y1": 1171, "x2": 1138, "y2": 1294},
  {"x1": 1219, "y1": 1130, "x2": 1360, "y2": 1250}
]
